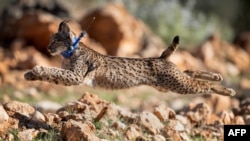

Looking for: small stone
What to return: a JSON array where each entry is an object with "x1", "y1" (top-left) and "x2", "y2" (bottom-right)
[
  {"x1": 206, "y1": 113, "x2": 221, "y2": 125},
  {"x1": 18, "y1": 129, "x2": 39, "y2": 141},
  {"x1": 232, "y1": 116, "x2": 245, "y2": 125},
  {"x1": 167, "y1": 120, "x2": 185, "y2": 132},
  {"x1": 170, "y1": 99, "x2": 187, "y2": 111},
  {"x1": 179, "y1": 132, "x2": 192, "y2": 141},
  {"x1": 4, "y1": 101, "x2": 35, "y2": 117},
  {"x1": 153, "y1": 105, "x2": 176, "y2": 122},
  {"x1": 175, "y1": 115, "x2": 188, "y2": 125},
  {"x1": 44, "y1": 113, "x2": 61, "y2": 125},
  {"x1": 153, "y1": 135, "x2": 166, "y2": 141},
  {"x1": 174, "y1": 122, "x2": 185, "y2": 132},
  {"x1": 125, "y1": 124, "x2": 141, "y2": 140},
  {"x1": 119, "y1": 108, "x2": 137, "y2": 123},
  {"x1": 78, "y1": 92, "x2": 108, "y2": 113},
  {"x1": 219, "y1": 110, "x2": 234, "y2": 124},
  {"x1": 112, "y1": 121, "x2": 126, "y2": 130},
  {"x1": 0, "y1": 105, "x2": 9, "y2": 123},
  {"x1": 186, "y1": 103, "x2": 211, "y2": 124},
  {"x1": 138, "y1": 112, "x2": 164, "y2": 135},
  {"x1": 0, "y1": 120, "x2": 11, "y2": 136},
  {"x1": 80, "y1": 3, "x2": 165, "y2": 57},
  {"x1": 161, "y1": 126, "x2": 182, "y2": 141},
  {"x1": 58, "y1": 111, "x2": 69, "y2": 118},
  {"x1": 104, "y1": 103, "x2": 121, "y2": 121},
  {"x1": 7, "y1": 133, "x2": 15, "y2": 141},
  {"x1": 32, "y1": 111, "x2": 45, "y2": 122},
  {"x1": 186, "y1": 111, "x2": 200, "y2": 123},
  {"x1": 192, "y1": 103, "x2": 211, "y2": 118},
  {"x1": 244, "y1": 115, "x2": 250, "y2": 124},
  {"x1": 136, "y1": 136, "x2": 147, "y2": 141},
  {"x1": 36, "y1": 100, "x2": 62, "y2": 112},
  {"x1": 94, "y1": 106, "x2": 108, "y2": 122},
  {"x1": 61, "y1": 119, "x2": 100, "y2": 141},
  {"x1": 64, "y1": 114, "x2": 83, "y2": 121},
  {"x1": 206, "y1": 94, "x2": 231, "y2": 113},
  {"x1": 108, "y1": 128, "x2": 119, "y2": 136}
]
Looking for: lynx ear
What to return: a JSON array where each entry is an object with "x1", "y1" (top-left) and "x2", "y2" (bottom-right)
[{"x1": 58, "y1": 20, "x2": 70, "y2": 33}]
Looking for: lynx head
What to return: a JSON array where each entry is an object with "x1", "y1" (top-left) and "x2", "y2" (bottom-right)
[{"x1": 47, "y1": 21, "x2": 76, "y2": 56}]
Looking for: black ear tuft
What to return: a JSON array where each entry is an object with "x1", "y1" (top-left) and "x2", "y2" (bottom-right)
[{"x1": 58, "y1": 20, "x2": 70, "y2": 33}]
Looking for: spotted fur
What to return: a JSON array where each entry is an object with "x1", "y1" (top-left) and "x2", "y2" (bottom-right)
[{"x1": 24, "y1": 21, "x2": 236, "y2": 96}]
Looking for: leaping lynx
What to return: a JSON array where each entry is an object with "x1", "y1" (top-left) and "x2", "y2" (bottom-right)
[{"x1": 24, "y1": 21, "x2": 236, "y2": 96}]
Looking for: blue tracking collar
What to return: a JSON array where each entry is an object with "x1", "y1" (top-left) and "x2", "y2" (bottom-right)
[{"x1": 61, "y1": 31, "x2": 87, "y2": 58}]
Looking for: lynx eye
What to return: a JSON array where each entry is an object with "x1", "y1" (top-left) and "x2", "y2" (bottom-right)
[{"x1": 50, "y1": 38, "x2": 56, "y2": 44}]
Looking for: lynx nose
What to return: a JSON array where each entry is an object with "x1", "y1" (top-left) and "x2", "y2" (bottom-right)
[
  {"x1": 47, "y1": 45, "x2": 53, "y2": 53},
  {"x1": 47, "y1": 45, "x2": 57, "y2": 55}
]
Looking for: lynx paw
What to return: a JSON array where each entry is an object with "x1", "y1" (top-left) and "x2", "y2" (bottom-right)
[
  {"x1": 227, "y1": 88, "x2": 236, "y2": 96},
  {"x1": 24, "y1": 66, "x2": 44, "y2": 81},
  {"x1": 24, "y1": 71, "x2": 38, "y2": 81},
  {"x1": 213, "y1": 73, "x2": 223, "y2": 81}
]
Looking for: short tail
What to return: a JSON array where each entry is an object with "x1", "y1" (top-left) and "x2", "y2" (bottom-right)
[{"x1": 160, "y1": 36, "x2": 179, "y2": 59}]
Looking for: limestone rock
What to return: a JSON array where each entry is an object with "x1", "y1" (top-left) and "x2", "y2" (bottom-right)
[
  {"x1": 161, "y1": 126, "x2": 182, "y2": 141},
  {"x1": 153, "y1": 105, "x2": 176, "y2": 122},
  {"x1": 236, "y1": 98, "x2": 250, "y2": 115},
  {"x1": 175, "y1": 115, "x2": 188, "y2": 126},
  {"x1": 153, "y1": 135, "x2": 166, "y2": 141},
  {"x1": 167, "y1": 120, "x2": 185, "y2": 132},
  {"x1": 32, "y1": 111, "x2": 45, "y2": 122},
  {"x1": 233, "y1": 31, "x2": 250, "y2": 54},
  {"x1": 112, "y1": 121, "x2": 126, "y2": 130},
  {"x1": 44, "y1": 113, "x2": 61, "y2": 126},
  {"x1": 138, "y1": 112, "x2": 164, "y2": 135},
  {"x1": 0, "y1": 118, "x2": 19, "y2": 138},
  {"x1": 17, "y1": 129, "x2": 39, "y2": 141},
  {"x1": 186, "y1": 103, "x2": 211, "y2": 125},
  {"x1": 4, "y1": 101, "x2": 35, "y2": 117},
  {"x1": 179, "y1": 132, "x2": 192, "y2": 141},
  {"x1": 1, "y1": 10, "x2": 105, "y2": 56},
  {"x1": 57, "y1": 92, "x2": 111, "y2": 122},
  {"x1": 80, "y1": 3, "x2": 165, "y2": 57},
  {"x1": 219, "y1": 110, "x2": 234, "y2": 124},
  {"x1": 196, "y1": 34, "x2": 250, "y2": 76},
  {"x1": 232, "y1": 116, "x2": 245, "y2": 125},
  {"x1": 35, "y1": 100, "x2": 62, "y2": 113},
  {"x1": 1, "y1": 11, "x2": 80, "y2": 55},
  {"x1": 79, "y1": 92, "x2": 109, "y2": 113},
  {"x1": 205, "y1": 94, "x2": 232, "y2": 113},
  {"x1": 244, "y1": 115, "x2": 250, "y2": 124},
  {"x1": 118, "y1": 107, "x2": 137, "y2": 123},
  {"x1": 0, "y1": 105, "x2": 9, "y2": 123},
  {"x1": 61, "y1": 120, "x2": 100, "y2": 141},
  {"x1": 125, "y1": 124, "x2": 141, "y2": 140}
]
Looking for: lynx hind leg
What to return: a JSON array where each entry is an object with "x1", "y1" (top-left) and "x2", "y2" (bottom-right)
[
  {"x1": 211, "y1": 85, "x2": 236, "y2": 96},
  {"x1": 184, "y1": 70, "x2": 223, "y2": 82}
]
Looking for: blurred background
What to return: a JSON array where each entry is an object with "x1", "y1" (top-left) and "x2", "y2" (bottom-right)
[{"x1": 0, "y1": 0, "x2": 250, "y2": 113}]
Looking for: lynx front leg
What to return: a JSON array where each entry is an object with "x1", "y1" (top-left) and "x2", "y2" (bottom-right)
[
  {"x1": 184, "y1": 70, "x2": 223, "y2": 82},
  {"x1": 24, "y1": 66, "x2": 84, "y2": 86}
]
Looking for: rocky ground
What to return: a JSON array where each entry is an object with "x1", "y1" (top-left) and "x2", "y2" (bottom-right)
[
  {"x1": 0, "y1": 92, "x2": 249, "y2": 141},
  {"x1": 1, "y1": 1, "x2": 250, "y2": 141}
]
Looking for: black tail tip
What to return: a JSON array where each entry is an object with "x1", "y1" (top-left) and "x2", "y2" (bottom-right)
[{"x1": 173, "y1": 35, "x2": 179, "y2": 44}]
